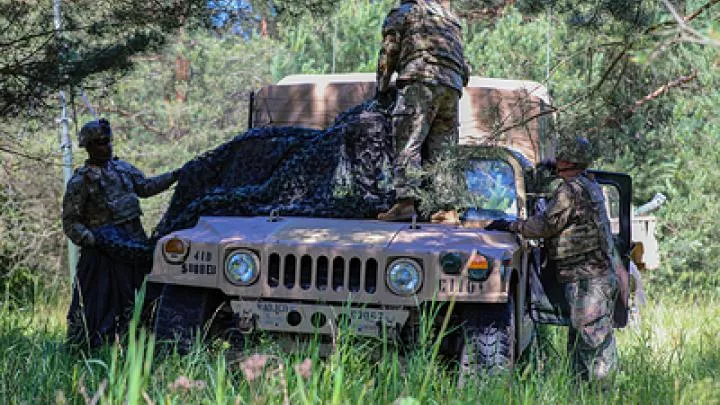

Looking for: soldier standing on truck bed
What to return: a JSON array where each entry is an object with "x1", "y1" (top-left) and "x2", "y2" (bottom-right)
[
  {"x1": 62, "y1": 118, "x2": 179, "y2": 349},
  {"x1": 375, "y1": 0, "x2": 470, "y2": 221},
  {"x1": 486, "y1": 137, "x2": 618, "y2": 381}
]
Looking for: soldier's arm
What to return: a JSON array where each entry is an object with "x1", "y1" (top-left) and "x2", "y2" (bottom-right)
[
  {"x1": 511, "y1": 183, "x2": 574, "y2": 238},
  {"x1": 376, "y1": 7, "x2": 405, "y2": 93},
  {"x1": 62, "y1": 175, "x2": 94, "y2": 246},
  {"x1": 124, "y1": 162, "x2": 178, "y2": 198}
]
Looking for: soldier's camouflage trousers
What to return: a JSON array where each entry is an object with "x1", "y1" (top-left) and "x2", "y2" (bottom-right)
[
  {"x1": 391, "y1": 82, "x2": 460, "y2": 200},
  {"x1": 564, "y1": 273, "x2": 618, "y2": 380}
]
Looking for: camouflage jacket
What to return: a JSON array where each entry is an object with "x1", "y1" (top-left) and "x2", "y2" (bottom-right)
[
  {"x1": 62, "y1": 158, "x2": 176, "y2": 246},
  {"x1": 511, "y1": 172, "x2": 614, "y2": 282},
  {"x1": 377, "y1": 0, "x2": 469, "y2": 93}
]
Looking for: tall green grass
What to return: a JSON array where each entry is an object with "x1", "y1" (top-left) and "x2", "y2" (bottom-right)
[{"x1": 1, "y1": 289, "x2": 718, "y2": 404}]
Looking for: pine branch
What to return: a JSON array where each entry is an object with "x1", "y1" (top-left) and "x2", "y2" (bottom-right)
[
  {"x1": 590, "y1": 70, "x2": 699, "y2": 132},
  {"x1": 627, "y1": 70, "x2": 698, "y2": 115},
  {"x1": 0, "y1": 146, "x2": 63, "y2": 166},
  {"x1": 684, "y1": 0, "x2": 719, "y2": 23}
]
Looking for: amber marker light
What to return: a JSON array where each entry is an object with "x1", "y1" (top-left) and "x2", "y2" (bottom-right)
[
  {"x1": 163, "y1": 237, "x2": 189, "y2": 264},
  {"x1": 468, "y1": 254, "x2": 489, "y2": 270},
  {"x1": 467, "y1": 251, "x2": 492, "y2": 282}
]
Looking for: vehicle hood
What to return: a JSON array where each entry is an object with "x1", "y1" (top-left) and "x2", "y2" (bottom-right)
[{"x1": 167, "y1": 216, "x2": 519, "y2": 259}]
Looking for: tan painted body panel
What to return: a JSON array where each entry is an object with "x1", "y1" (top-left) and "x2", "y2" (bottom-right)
[
  {"x1": 252, "y1": 73, "x2": 553, "y2": 163},
  {"x1": 149, "y1": 217, "x2": 519, "y2": 306}
]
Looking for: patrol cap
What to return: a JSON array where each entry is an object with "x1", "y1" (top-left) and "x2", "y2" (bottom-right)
[
  {"x1": 556, "y1": 136, "x2": 594, "y2": 167},
  {"x1": 78, "y1": 118, "x2": 113, "y2": 147}
]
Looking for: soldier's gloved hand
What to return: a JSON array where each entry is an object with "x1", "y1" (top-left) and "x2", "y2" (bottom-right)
[
  {"x1": 485, "y1": 219, "x2": 512, "y2": 232},
  {"x1": 80, "y1": 230, "x2": 96, "y2": 248},
  {"x1": 375, "y1": 90, "x2": 394, "y2": 110}
]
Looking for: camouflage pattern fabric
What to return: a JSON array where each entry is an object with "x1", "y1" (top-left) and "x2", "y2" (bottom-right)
[
  {"x1": 377, "y1": 0, "x2": 469, "y2": 94},
  {"x1": 392, "y1": 82, "x2": 459, "y2": 200},
  {"x1": 153, "y1": 99, "x2": 395, "y2": 240},
  {"x1": 564, "y1": 274, "x2": 618, "y2": 380},
  {"x1": 62, "y1": 158, "x2": 176, "y2": 249},
  {"x1": 510, "y1": 172, "x2": 612, "y2": 283}
]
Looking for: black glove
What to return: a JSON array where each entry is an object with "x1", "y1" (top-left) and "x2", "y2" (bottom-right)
[
  {"x1": 375, "y1": 90, "x2": 394, "y2": 110},
  {"x1": 485, "y1": 219, "x2": 512, "y2": 232},
  {"x1": 79, "y1": 230, "x2": 96, "y2": 248}
]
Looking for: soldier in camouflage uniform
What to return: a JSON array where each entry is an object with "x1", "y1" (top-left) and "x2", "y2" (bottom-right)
[
  {"x1": 486, "y1": 137, "x2": 618, "y2": 381},
  {"x1": 376, "y1": 0, "x2": 469, "y2": 221},
  {"x1": 63, "y1": 118, "x2": 178, "y2": 348}
]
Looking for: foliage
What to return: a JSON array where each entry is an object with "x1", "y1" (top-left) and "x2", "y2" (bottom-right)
[
  {"x1": 0, "y1": 0, "x2": 211, "y2": 118},
  {"x1": 271, "y1": 0, "x2": 394, "y2": 79},
  {"x1": 1, "y1": 290, "x2": 719, "y2": 403},
  {"x1": 612, "y1": 47, "x2": 720, "y2": 294},
  {"x1": 0, "y1": 133, "x2": 64, "y2": 305}
]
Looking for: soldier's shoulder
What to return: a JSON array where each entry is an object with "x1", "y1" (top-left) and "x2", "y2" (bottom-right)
[
  {"x1": 572, "y1": 173, "x2": 601, "y2": 192},
  {"x1": 112, "y1": 158, "x2": 142, "y2": 174},
  {"x1": 554, "y1": 179, "x2": 574, "y2": 194},
  {"x1": 552, "y1": 179, "x2": 579, "y2": 203},
  {"x1": 66, "y1": 168, "x2": 90, "y2": 191}
]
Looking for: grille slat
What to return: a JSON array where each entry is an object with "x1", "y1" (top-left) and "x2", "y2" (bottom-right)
[
  {"x1": 349, "y1": 258, "x2": 361, "y2": 293},
  {"x1": 332, "y1": 257, "x2": 344, "y2": 292},
  {"x1": 284, "y1": 254, "x2": 296, "y2": 289},
  {"x1": 268, "y1": 253, "x2": 280, "y2": 287},
  {"x1": 268, "y1": 253, "x2": 376, "y2": 295},
  {"x1": 300, "y1": 255, "x2": 312, "y2": 290}
]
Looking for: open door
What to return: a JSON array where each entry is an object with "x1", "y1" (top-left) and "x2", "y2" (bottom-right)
[
  {"x1": 589, "y1": 170, "x2": 633, "y2": 328},
  {"x1": 529, "y1": 170, "x2": 632, "y2": 327}
]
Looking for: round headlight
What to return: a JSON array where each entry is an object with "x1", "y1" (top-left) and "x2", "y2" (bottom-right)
[
  {"x1": 225, "y1": 250, "x2": 260, "y2": 286},
  {"x1": 386, "y1": 258, "x2": 422, "y2": 296}
]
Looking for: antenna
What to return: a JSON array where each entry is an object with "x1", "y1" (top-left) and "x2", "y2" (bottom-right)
[{"x1": 54, "y1": 0, "x2": 79, "y2": 280}]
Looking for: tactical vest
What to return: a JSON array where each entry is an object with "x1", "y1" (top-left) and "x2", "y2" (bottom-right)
[
  {"x1": 546, "y1": 174, "x2": 613, "y2": 264},
  {"x1": 397, "y1": 0, "x2": 467, "y2": 90},
  {"x1": 80, "y1": 160, "x2": 143, "y2": 227}
]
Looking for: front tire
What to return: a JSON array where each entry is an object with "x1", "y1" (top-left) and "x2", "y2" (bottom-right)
[
  {"x1": 459, "y1": 295, "x2": 516, "y2": 377},
  {"x1": 153, "y1": 285, "x2": 218, "y2": 353}
]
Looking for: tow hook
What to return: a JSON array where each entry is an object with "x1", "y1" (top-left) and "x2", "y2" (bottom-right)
[{"x1": 236, "y1": 313, "x2": 256, "y2": 333}]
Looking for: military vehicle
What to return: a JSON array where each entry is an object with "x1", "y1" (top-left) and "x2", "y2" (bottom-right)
[{"x1": 148, "y1": 73, "x2": 633, "y2": 370}]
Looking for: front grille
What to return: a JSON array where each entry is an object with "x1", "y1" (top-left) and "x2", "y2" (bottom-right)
[{"x1": 267, "y1": 253, "x2": 378, "y2": 294}]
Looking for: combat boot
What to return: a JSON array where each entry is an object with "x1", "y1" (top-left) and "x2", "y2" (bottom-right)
[{"x1": 378, "y1": 199, "x2": 416, "y2": 221}]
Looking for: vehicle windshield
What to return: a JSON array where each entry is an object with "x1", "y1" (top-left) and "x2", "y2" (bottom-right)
[{"x1": 464, "y1": 159, "x2": 518, "y2": 220}]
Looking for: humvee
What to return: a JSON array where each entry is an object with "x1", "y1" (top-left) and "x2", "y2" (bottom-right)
[{"x1": 148, "y1": 73, "x2": 632, "y2": 369}]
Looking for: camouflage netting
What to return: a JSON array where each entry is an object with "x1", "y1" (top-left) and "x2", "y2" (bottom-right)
[{"x1": 93, "y1": 99, "x2": 395, "y2": 262}]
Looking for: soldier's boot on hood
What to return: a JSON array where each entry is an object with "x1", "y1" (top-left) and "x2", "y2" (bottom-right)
[
  {"x1": 377, "y1": 198, "x2": 416, "y2": 221},
  {"x1": 431, "y1": 209, "x2": 460, "y2": 225}
]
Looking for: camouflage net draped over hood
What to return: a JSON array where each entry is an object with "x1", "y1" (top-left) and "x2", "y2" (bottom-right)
[
  {"x1": 152, "y1": 100, "x2": 395, "y2": 240},
  {"x1": 94, "y1": 102, "x2": 386, "y2": 240}
]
